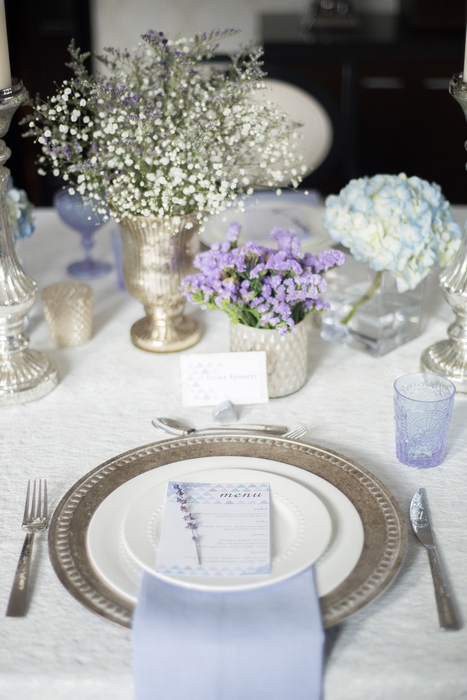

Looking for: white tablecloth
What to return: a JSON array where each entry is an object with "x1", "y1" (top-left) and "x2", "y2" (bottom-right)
[{"x1": 1, "y1": 208, "x2": 467, "y2": 699}]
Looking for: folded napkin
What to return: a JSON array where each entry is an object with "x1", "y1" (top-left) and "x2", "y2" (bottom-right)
[{"x1": 132, "y1": 566, "x2": 324, "y2": 700}]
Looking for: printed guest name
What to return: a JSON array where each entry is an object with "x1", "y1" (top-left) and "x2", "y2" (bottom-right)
[{"x1": 207, "y1": 373, "x2": 258, "y2": 382}]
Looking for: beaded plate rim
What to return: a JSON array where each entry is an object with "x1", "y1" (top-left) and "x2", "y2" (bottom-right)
[{"x1": 48, "y1": 434, "x2": 407, "y2": 629}]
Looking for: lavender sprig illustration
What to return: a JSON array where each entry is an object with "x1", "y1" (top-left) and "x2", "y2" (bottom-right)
[{"x1": 173, "y1": 483, "x2": 201, "y2": 565}]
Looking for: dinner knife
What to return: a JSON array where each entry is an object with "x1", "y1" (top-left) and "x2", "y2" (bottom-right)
[{"x1": 409, "y1": 488, "x2": 461, "y2": 630}]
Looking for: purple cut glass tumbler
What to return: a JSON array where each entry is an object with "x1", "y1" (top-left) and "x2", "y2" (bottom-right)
[
  {"x1": 54, "y1": 189, "x2": 112, "y2": 279},
  {"x1": 394, "y1": 372, "x2": 455, "y2": 468}
]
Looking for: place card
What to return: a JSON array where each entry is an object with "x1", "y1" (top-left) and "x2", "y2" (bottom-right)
[
  {"x1": 180, "y1": 352, "x2": 269, "y2": 406},
  {"x1": 156, "y1": 481, "x2": 271, "y2": 576}
]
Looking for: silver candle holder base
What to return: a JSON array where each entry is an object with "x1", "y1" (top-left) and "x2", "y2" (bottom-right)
[
  {"x1": 420, "y1": 74, "x2": 467, "y2": 393},
  {"x1": 0, "y1": 80, "x2": 58, "y2": 404}
]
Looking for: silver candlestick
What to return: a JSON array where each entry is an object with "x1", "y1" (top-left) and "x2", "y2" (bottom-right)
[
  {"x1": 0, "y1": 79, "x2": 58, "y2": 404},
  {"x1": 421, "y1": 74, "x2": 467, "y2": 392}
]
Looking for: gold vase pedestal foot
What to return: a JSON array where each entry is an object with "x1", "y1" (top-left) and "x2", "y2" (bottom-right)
[{"x1": 131, "y1": 313, "x2": 200, "y2": 353}]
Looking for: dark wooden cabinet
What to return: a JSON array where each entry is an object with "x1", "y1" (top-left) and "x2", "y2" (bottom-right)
[
  {"x1": 4, "y1": 8, "x2": 467, "y2": 205},
  {"x1": 262, "y1": 13, "x2": 467, "y2": 204},
  {"x1": 5, "y1": 0, "x2": 92, "y2": 205}
]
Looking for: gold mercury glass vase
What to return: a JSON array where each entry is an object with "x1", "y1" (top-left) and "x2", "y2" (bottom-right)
[{"x1": 119, "y1": 214, "x2": 201, "y2": 353}]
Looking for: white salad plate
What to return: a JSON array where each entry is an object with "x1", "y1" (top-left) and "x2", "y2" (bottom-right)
[
  {"x1": 87, "y1": 457, "x2": 362, "y2": 600},
  {"x1": 102, "y1": 468, "x2": 334, "y2": 592}
]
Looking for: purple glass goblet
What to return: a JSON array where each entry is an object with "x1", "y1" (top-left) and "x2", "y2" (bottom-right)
[{"x1": 54, "y1": 189, "x2": 112, "y2": 279}]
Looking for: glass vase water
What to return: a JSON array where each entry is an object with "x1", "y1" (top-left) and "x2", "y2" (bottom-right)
[{"x1": 321, "y1": 256, "x2": 425, "y2": 357}]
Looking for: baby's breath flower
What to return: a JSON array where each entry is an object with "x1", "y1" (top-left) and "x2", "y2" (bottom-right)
[{"x1": 22, "y1": 31, "x2": 305, "y2": 222}]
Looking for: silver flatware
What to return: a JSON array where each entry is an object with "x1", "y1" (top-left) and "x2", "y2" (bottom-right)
[
  {"x1": 409, "y1": 488, "x2": 461, "y2": 630},
  {"x1": 151, "y1": 416, "x2": 289, "y2": 436},
  {"x1": 281, "y1": 423, "x2": 308, "y2": 440},
  {"x1": 6, "y1": 480, "x2": 48, "y2": 617}
]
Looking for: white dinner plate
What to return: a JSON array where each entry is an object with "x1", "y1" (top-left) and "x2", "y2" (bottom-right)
[
  {"x1": 201, "y1": 191, "x2": 333, "y2": 253},
  {"x1": 86, "y1": 455, "x2": 364, "y2": 602},
  {"x1": 119, "y1": 468, "x2": 333, "y2": 592}
]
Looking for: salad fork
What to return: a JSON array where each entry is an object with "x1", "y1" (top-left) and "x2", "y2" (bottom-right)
[
  {"x1": 282, "y1": 424, "x2": 308, "y2": 440},
  {"x1": 6, "y1": 480, "x2": 48, "y2": 617}
]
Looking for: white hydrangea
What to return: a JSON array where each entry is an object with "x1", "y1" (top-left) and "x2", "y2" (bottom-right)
[{"x1": 323, "y1": 173, "x2": 461, "y2": 291}]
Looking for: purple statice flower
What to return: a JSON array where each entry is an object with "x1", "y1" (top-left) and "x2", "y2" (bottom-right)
[
  {"x1": 180, "y1": 225, "x2": 345, "y2": 334},
  {"x1": 269, "y1": 227, "x2": 302, "y2": 257},
  {"x1": 303, "y1": 248, "x2": 346, "y2": 272},
  {"x1": 226, "y1": 221, "x2": 241, "y2": 243}
]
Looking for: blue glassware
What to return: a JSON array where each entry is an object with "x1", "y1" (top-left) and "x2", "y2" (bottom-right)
[
  {"x1": 54, "y1": 189, "x2": 112, "y2": 279},
  {"x1": 394, "y1": 372, "x2": 456, "y2": 468}
]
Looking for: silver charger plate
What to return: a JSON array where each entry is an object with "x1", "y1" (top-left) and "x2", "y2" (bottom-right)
[{"x1": 48, "y1": 434, "x2": 407, "y2": 629}]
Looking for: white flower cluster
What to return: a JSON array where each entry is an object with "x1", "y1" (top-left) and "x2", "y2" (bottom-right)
[
  {"x1": 23, "y1": 30, "x2": 306, "y2": 222},
  {"x1": 323, "y1": 173, "x2": 461, "y2": 291}
]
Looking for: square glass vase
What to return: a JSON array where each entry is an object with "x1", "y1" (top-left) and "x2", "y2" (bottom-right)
[{"x1": 320, "y1": 258, "x2": 425, "y2": 357}]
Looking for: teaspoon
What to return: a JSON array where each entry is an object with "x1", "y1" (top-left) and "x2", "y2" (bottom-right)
[{"x1": 151, "y1": 417, "x2": 288, "y2": 436}]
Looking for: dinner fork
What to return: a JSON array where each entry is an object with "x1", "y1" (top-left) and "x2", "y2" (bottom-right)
[
  {"x1": 6, "y1": 480, "x2": 48, "y2": 617},
  {"x1": 282, "y1": 424, "x2": 308, "y2": 440}
]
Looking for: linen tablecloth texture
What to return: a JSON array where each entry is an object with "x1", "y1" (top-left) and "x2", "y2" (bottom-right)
[
  {"x1": 133, "y1": 568, "x2": 324, "y2": 700},
  {"x1": 2, "y1": 210, "x2": 467, "y2": 700}
]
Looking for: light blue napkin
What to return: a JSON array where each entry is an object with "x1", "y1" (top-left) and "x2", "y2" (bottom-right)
[{"x1": 132, "y1": 566, "x2": 324, "y2": 700}]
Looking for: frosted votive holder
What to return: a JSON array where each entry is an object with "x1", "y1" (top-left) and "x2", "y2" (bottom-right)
[
  {"x1": 42, "y1": 281, "x2": 93, "y2": 347},
  {"x1": 394, "y1": 372, "x2": 455, "y2": 468}
]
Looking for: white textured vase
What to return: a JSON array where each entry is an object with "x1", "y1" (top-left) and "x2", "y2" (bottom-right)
[{"x1": 229, "y1": 319, "x2": 308, "y2": 398}]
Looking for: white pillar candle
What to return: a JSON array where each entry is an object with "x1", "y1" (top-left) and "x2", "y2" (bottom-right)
[
  {"x1": 464, "y1": 24, "x2": 467, "y2": 82},
  {"x1": 0, "y1": 0, "x2": 10, "y2": 90}
]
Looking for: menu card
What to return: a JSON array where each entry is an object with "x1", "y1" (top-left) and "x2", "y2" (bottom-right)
[{"x1": 156, "y1": 481, "x2": 271, "y2": 576}]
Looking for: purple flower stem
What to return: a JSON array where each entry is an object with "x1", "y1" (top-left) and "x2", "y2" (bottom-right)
[{"x1": 173, "y1": 483, "x2": 201, "y2": 565}]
